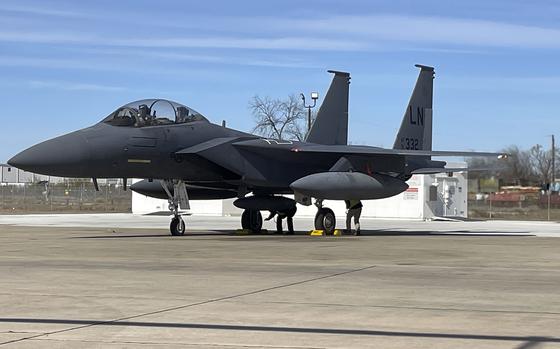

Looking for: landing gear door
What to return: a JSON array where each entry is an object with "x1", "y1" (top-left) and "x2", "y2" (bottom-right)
[{"x1": 294, "y1": 191, "x2": 312, "y2": 206}]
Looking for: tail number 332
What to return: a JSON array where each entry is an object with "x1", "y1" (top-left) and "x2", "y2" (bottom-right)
[{"x1": 401, "y1": 137, "x2": 420, "y2": 150}]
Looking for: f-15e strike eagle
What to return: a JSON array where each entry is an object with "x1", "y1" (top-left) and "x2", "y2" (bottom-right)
[{"x1": 8, "y1": 65, "x2": 505, "y2": 235}]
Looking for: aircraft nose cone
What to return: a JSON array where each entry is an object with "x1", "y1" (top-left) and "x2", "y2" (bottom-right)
[{"x1": 8, "y1": 132, "x2": 90, "y2": 177}]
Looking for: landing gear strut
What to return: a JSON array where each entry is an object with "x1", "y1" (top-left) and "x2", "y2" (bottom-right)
[
  {"x1": 314, "y1": 199, "x2": 336, "y2": 235},
  {"x1": 161, "y1": 180, "x2": 190, "y2": 236},
  {"x1": 241, "y1": 209, "x2": 263, "y2": 233}
]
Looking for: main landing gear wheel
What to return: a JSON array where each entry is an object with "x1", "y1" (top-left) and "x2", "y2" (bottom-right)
[
  {"x1": 314, "y1": 208, "x2": 336, "y2": 235},
  {"x1": 170, "y1": 216, "x2": 186, "y2": 236},
  {"x1": 241, "y1": 209, "x2": 263, "y2": 233}
]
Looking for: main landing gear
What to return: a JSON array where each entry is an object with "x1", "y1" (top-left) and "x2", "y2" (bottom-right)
[
  {"x1": 234, "y1": 196, "x2": 297, "y2": 234},
  {"x1": 161, "y1": 180, "x2": 190, "y2": 236},
  {"x1": 241, "y1": 209, "x2": 263, "y2": 233},
  {"x1": 314, "y1": 199, "x2": 336, "y2": 235}
]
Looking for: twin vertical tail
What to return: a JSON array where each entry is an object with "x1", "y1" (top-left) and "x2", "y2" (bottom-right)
[
  {"x1": 306, "y1": 66, "x2": 433, "y2": 150},
  {"x1": 393, "y1": 64, "x2": 434, "y2": 152},
  {"x1": 305, "y1": 70, "x2": 350, "y2": 145}
]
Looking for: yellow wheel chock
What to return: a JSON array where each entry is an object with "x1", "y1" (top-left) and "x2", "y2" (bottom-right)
[{"x1": 309, "y1": 230, "x2": 342, "y2": 236}]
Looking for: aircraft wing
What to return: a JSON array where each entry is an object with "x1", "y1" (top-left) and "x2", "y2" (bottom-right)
[
  {"x1": 411, "y1": 167, "x2": 496, "y2": 174},
  {"x1": 290, "y1": 145, "x2": 506, "y2": 158}
]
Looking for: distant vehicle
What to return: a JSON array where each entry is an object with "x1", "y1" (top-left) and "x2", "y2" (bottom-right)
[{"x1": 9, "y1": 65, "x2": 505, "y2": 235}]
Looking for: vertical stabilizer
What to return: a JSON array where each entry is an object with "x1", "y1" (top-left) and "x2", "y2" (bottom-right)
[
  {"x1": 393, "y1": 64, "x2": 434, "y2": 151},
  {"x1": 305, "y1": 70, "x2": 350, "y2": 145}
]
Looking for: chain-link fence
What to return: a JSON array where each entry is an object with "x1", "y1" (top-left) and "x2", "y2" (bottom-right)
[
  {"x1": 0, "y1": 182, "x2": 131, "y2": 213},
  {"x1": 2, "y1": 180, "x2": 559, "y2": 221},
  {"x1": 468, "y1": 194, "x2": 560, "y2": 221}
]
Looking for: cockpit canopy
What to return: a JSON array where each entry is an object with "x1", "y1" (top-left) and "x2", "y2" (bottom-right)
[{"x1": 102, "y1": 99, "x2": 208, "y2": 127}]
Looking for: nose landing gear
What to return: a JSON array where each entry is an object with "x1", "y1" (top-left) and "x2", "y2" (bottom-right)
[{"x1": 161, "y1": 180, "x2": 190, "y2": 236}]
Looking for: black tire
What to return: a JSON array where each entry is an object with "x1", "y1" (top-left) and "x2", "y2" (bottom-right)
[
  {"x1": 322, "y1": 208, "x2": 336, "y2": 235},
  {"x1": 241, "y1": 209, "x2": 263, "y2": 233},
  {"x1": 314, "y1": 209, "x2": 325, "y2": 230},
  {"x1": 170, "y1": 217, "x2": 186, "y2": 236}
]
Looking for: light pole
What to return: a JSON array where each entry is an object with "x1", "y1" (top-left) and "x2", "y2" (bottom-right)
[
  {"x1": 548, "y1": 135, "x2": 555, "y2": 221},
  {"x1": 552, "y1": 134, "x2": 556, "y2": 189},
  {"x1": 301, "y1": 92, "x2": 319, "y2": 132}
]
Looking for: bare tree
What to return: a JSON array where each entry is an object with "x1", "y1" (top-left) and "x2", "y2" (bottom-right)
[
  {"x1": 467, "y1": 145, "x2": 533, "y2": 184},
  {"x1": 556, "y1": 146, "x2": 560, "y2": 180},
  {"x1": 500, "y1": 145, "x2": 535, "y2": 185},
  {"x1": 465, "y1": 141, "x2": 560, "y2": 187},
  {"x1": 530, "y1": 144, "x2": 553, "y2": 184},
  {"x1": 249, "y1": 94, "x2": 308, "y2": 141}
]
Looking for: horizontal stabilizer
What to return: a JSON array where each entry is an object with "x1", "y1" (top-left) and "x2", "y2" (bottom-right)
[
  {"x1": 412, "y1": 164, "x2": 509, "y2": 174},
  {"x1": 291, "y1": 144, "x2": 507, "y2": 158},
  {"x1": 413, "y1": 167, "x2": 483, "y2": 174}
]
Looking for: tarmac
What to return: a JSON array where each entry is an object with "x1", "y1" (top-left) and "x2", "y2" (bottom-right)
[{"x1": 0, "y1": 214, "x2": 559, "y2": 348}]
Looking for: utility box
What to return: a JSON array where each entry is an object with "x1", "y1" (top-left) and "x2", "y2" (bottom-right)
[{"x1": 1, "y1": 165, "x2": 18, "y2": 183}]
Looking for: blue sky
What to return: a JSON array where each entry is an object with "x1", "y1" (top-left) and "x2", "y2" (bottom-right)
[{"x1": 1, "y1": 0, "x2": 560, "y2": 162}]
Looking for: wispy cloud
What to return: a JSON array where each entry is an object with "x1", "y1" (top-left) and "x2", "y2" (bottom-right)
[
  {"x1": 2, "y1": 14, "x2": 560, "y2": 53},
  {"x1": 0, "y1": 56, "x2": 124, "y2": 71},
  {"x1": 0, "y1": 30, "x2": 366, "y2": 51},
  {"x1": 441, "y1": 75, "x2": 560, "y2": 92},
  {"x1": 258, "y1": 14, "x2": 560, "y2": 49},
  {"x1": 0, "y1": 4, "x2": 88, "y2": 18},
  {"x1": 82, "y1": 48, "x2": 315, "y2": 69},
  {"x1": 0, "y1": 31, "x2": 97, "y2": 45},
  {"x1": 28, "y1": 80, "x2": 126, "y2": 92},
  {"x1": 113, "y1": 37, "x2": 367, "y2": 51}
]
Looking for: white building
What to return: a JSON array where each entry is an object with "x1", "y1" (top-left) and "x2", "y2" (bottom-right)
[{"x1": 0, "y1": 164, "x2": 130, "y2": 186}]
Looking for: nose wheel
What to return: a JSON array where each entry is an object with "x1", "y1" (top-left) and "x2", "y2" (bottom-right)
[{"x1": 170, "y1": 216, "x2": 186, "y2": 236}]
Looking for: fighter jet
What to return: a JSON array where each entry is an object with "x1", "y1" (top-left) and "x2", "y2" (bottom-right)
[{"x1": 8, "y1": 65, "x2": 505, "y2": 235}]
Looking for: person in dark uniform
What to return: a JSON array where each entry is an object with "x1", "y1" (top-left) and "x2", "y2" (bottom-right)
[
  {"x1": 345, "y1": 199, "x2": 362, "y2": 235},
  {"x1": 265, "y1": 206, "x2": 297, "y2": 235}
]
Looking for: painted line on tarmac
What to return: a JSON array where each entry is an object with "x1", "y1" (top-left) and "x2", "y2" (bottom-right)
[{"x1": 0, "y1": 265, "x2": 376, "y2": 346}]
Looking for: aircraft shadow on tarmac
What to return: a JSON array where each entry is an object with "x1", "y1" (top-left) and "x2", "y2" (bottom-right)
[
  {"x1": 72, "y1": 232, "x2": 231, "y2": 239},
  {"x1": 355, "y1": 230, "x2": 534, "y2": 237},
  {"x1": 71, "y1": 229, "x2": 534, "y2": 239},
  {"x1": 0, "y1": 318, "x2": 557, "y2": 348}
]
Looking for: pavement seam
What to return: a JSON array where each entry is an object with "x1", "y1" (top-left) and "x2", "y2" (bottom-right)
[
  {"x1": 0, "y1": 265, "x2": 375, "y2": 346},
  {"x1": 28, "y1": 337, "x2": 324, "y2": 349},
  {"x1": 261, "y1": 301, "x2": 560, "y2": 316}
]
